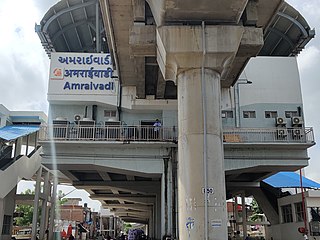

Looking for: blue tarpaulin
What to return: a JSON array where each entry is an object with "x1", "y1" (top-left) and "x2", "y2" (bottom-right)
[
  {"x1": 263, "y1": 171, "x2": 320, "y2": 189},
  {"x1": 0, "y1": 125, "x2": 40, "y2": 141}
]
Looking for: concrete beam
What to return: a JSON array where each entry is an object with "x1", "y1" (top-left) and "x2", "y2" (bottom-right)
[
  {"x1": 104, "y1": 204, "x2": 153, "y2": 211},
  {"x1": 112, "y1": 209, "x2": 151, "y2": 217},
  {"x1": 129, "y1": 25, "x2": 156, "y2": 56},
  {"x1": 243, "y1": 0, "x2": 258, "y2": 26},
  {"x1": 250, "y1": 188, "x2": 279, "y2": 224},
  {"x1": 135, "y1": 57, "x2": 146, "y2": 98},
  {"x1": 156, "y1": 25, "x2": 244, "y2": 82},
  {"x1": 132, "y1": 0, "x2": 145, "y2": 22},
  {"x1": 227, "y1": 182, "x2": 260, "y2": 188},
  {"x1": 156, "y1": 69, "x2": 166, "y2": 99},
  {"x1": 91, "y1": 194, "x2": 156, "y2": 205},
  {"x1": 74, "y1": 181, "x2": 161, "y2": 194},
  {"x1": 222, "y1": 27, "x2": 263, "y2": 86}
]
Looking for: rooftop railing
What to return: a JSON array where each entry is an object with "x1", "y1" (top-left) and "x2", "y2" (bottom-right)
[
  {"x1": 39, "y1": 125, "x2": 178, "y2": 142},
  {"x1": 223, "y1": 127, "x2": 315, "y2": 144},
  {"x1": 38, "y1": 126, "x2": 315, "y2": 144}
]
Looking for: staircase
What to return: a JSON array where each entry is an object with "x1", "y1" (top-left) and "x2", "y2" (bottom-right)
[{"x1": 0, "y1": 146, "x2": 42, "y2": 199}]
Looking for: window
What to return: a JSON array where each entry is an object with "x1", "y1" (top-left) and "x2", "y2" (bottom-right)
[
  {"x1": 2, "y1": 215, "x2": 11, "y2": 235},
  {"x1": 104, "y1": 110, "x2": 116, "y2": 118},
  {"x1": 265, "y1": 111, "x2": 278, "y2": 118},
  {"x1": 285, "y1": 111, "x2": 298, "y2": 118},
  {"x1": 281, "y1": 204, "x2": 293, "y2": 223},
  {"x1": 222, "y1": 110, "x2": 233, "y2": 118},
  {"x1": 295, "y1": 202, "x2": 304, "y2": 222},
  {"x1": 243, "y1": 111, "x2": 256, "y2": 118}
]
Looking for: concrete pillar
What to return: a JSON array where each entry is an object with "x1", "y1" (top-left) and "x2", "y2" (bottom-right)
[
  {"x1": 109, "y1": 216, "x2": 113, "y2": 237},
  {"x1": 156, "y1": 24, "x2": 263, "y2": 239},
  {"x1": 13, "y1": 137, "x2": 22, "y2": 160},
  {"x1": 235, "y1": 196, "x2": 239, "y2": 232},
  {"x1": 32, "y1": 166, "x2": 43, "y2": 240},
  {"x1": 49, "y1": 177, "x2": 57, "y2": 240},
  {"x1": 39, "y1": 171, "x2": 50, "y2": 240},
  {"x1": 161, "y1": 157, "x2": 173, "y2": 238},
  {"x1": 177, "y1": 68, "x2": 227, "y2": 239},
  {"x1": 0, "y1": 186, "x2": 16, "y2": 240},
  {"x1": 157, "y1": 191, "x2": 162, "y2": 239},
  {"x1": 242, "y1": 194, "x2": 247, "y2": 238}
]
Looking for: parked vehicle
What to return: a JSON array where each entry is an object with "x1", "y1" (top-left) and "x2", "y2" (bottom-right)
[{"x1": 11, "y1": 228, "x2": 39, "y2": 240}]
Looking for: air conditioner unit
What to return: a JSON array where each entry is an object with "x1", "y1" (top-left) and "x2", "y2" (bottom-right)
[
  {"x1": 292, "y1": 129, "x2": 303, "y2": 138},
  {"x1": 292, "y1": 117, "x2": 303, "y2": 126},
  {"x1": 276, "y1": 128, "x2": 287, "y2": 138},
  {"x1": 74, "y1": 114, "x2": 83, "y2": 121},
  {"x1": 275, "y1": 117, "x2": 286, "y2": 126}
]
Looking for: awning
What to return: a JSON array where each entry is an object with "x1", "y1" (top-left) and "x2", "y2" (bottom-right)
[
  {"x1": 263, "y1": 172, "x2": 320, "y2": 189},
  {"x1": 0, "y1": 125, "x2": 40, "y2": 141}
]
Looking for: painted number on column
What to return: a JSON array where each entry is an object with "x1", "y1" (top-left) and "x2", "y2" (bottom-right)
[{"x1": 201, "y1": 187, "x2": 214, "y2": 194}]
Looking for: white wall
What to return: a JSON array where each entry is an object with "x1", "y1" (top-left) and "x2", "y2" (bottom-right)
[{"x1": 239, "y1": 57, "x2": 302, "y2": 105}]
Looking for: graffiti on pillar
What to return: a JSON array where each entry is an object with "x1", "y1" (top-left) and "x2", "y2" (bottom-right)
[
  {"x1": 186, "y1": 217, "x2": 195, "y2": 237},
  {"x1": 211, "y1": 219, "x2": 222, "y2": 228},
  {"x1": 185, "y1": 197, "x2": 197, "y2": 211}
]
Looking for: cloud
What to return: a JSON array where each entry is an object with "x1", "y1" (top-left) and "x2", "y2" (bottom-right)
[{"x1": 0, "y1": 0, "x2": 49, "y2": 112}]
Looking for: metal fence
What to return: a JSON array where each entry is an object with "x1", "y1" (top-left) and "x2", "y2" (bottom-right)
[
  {"x1": 39, "y1": 126, "x2": 314, "y2": 144},
  {"x1": 223, "y1": 127, "x2": 314, "y2": 144},
  {"x1": 39, "y1": 125, "x2": 178, "y2": 142}
]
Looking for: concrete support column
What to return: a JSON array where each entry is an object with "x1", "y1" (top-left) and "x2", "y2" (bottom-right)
[
  {"x1": 109, "y1": 216, "x2": 114, "y2": 237},
  {"x1": 49, "y1": 177, "x2": 57, "y2": 240},
  {"x1": 13, "y1": 138, "x2": 22, "y2": 160},
  {"x1": 156, "y1": 192, "x2": 162, "y2": 239},
  {"x1": 161, "y1": 157, "x2": 173, "y2": 238},
  {"x1": 39, "y1": 171, "x2": 50, "y2": 240},
  {"x1": 177, "y1": 68, "x2": 227, "y2": 239},
  {"x1": 32, "y1": 166, "x2": 42, "y2": 240},
  {"x1": 242, "y1": 194, "x2": 247, "y2": 238},
  {"x1": 235, "y1": 196, "x2": 239, "y2": 232}
]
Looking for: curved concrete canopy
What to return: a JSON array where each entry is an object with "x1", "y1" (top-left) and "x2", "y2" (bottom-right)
[
  {"x1": 259, "y1": 2, "x2": 315, "y2": 56},
  {"x1": 36, "y1": 0, "x2": 108, "y2": 57}
]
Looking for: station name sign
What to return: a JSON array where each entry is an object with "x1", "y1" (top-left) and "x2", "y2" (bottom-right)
[{"x1": 49, "y1": 52, "x2": 117, "y2": 95}]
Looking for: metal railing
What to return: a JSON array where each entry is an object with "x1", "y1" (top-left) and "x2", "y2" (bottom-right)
[
  {"x1": 39, "y1": 125, "x2": 178, "y2": 142},
  {"x1": 223, "y1": 127, "x2": 315, "y2": 144},
  {"x1": 39, "y1": 125, "x2": 315, "y2": 144}
]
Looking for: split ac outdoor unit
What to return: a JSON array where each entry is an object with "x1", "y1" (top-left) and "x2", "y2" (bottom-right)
[
  {"x1": 74, "y1": 114, "x2": 83, "y2": 121},
  {"x1": 292, "y1": 117, "x2": 303, "y2": 126},
  {"x1": 275, "y1": 117, "x2": 286, "y2": 126},
  {"x1": 292, "y1": 129, "x2": 303, "y2": 138},
  {"x1": 276, "y1": 128, "x2": 287, "y2": 138}
]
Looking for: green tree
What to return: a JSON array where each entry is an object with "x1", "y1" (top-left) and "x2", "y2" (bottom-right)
[
  {"x1": 14, "y1": 188, "x2": 67, "y2": 226},
  {"x1": 15, "y1": 189, "x2": 35, "y2": 226},
  {"x1": 124, "y1": 223, "x2": 132, "y2": 234},
  {"x1": 249, "y1": 198, "x2": 264, "y2": 222}
]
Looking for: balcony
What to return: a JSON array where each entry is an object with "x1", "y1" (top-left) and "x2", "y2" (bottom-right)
[
  {"x1": 223, "y1": 127, "x2": 315, "y2": 145},
  {"x1": 39, "y1": 125, "x2": 315, "y2": 146},
  {"x1": 39, "y1": 125, "x2": 178, "y2": 143}
]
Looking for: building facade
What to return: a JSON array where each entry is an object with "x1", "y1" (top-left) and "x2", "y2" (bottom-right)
[{"x1": 35, "y1": 0, "x2": 315, "y2": 239}]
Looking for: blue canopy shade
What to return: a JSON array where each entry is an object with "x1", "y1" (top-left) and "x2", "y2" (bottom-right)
[
  {"x1": 0, "y1": 125, "x2": 40, "y2": 141},
  {"x1": 263, "y1": 172, "x2": 320, "y2": 189}
]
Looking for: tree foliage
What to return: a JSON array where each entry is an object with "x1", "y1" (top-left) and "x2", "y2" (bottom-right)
[
  {"x1": 15, "y1": 189, "x2": 35, "y2": 226},
  {"x1": 249, "y1": 199, "x2": 264, "y2": 222},
  {"x1": 14, "y1": 188, "x2": 67, "y2": 226}
]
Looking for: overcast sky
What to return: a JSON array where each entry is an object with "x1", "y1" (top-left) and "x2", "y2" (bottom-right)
[{"x1": 0, "y1": 0, "x2": 319, "y2": 210}]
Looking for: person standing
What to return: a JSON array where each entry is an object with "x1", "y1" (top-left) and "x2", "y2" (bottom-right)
[{"x1": 153, "y1": 119, "x2": 162, "y2": 139}]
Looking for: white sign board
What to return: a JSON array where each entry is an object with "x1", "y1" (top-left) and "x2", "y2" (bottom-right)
[{"x1": 49, "y1": 52, "x2": 118, "y2": 96}]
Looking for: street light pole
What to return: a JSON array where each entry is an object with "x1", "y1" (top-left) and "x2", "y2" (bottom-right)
[{"x1": 234, "y1": 79, "x2": 252, "y2": 128}]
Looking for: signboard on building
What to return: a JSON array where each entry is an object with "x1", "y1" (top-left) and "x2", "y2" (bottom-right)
[{"x1": 49, "y1": 52, "x2": 118, "y2": 96}]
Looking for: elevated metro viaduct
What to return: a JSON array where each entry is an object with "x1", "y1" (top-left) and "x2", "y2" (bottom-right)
[{"x1": 35, "y1": 0, "x2": 315, "y2": 239}]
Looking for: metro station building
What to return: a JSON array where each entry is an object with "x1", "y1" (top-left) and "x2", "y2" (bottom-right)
[{"x1": 0, "y1": 0, "x2": 317, "y2": 240}]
